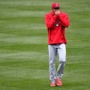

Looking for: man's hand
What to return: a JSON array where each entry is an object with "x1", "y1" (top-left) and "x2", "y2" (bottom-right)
[{"x1": 54, "y1": 10, "x2": 60, "y2": 15}]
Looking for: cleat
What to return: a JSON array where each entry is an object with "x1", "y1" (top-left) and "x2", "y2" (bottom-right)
[
  {"x1": 50, "y1": 82, "x2": 56, "y2": 87},
  {"x1": 56, "y1": 78, "x2": 62, "y2": 86}
]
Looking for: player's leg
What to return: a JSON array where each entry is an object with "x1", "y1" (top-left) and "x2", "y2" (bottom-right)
[
  {"x1": 48, "y1": 45, "x2": 57, "y2": 83},
  {"x1": 57, "y1": 43, "x2": 66, "y2": 78}
]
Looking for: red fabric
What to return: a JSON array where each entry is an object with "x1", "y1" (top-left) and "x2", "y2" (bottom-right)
[
  {"x1": 45, "y1": 11, "x2": 70, "y2": 44},
  {"x1": 52, "y1": 2, "x2": 60, "y2": 9}
]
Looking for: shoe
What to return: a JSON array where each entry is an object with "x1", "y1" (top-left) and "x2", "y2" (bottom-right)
[
  {"x1": 56, "y1": 77, "x2": 62, "y2": 86},
  {"x1": 50, "y1": 82, "x2": 56, "y2": 87}
]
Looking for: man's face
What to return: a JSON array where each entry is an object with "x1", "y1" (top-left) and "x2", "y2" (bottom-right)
[{"x1": 52, "y1": 7, "x2": 60, "y2": 15}]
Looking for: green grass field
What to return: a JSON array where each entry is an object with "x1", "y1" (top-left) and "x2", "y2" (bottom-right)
[{"x1": 0, "y1": 0, "x2": 90, "y2": 90}]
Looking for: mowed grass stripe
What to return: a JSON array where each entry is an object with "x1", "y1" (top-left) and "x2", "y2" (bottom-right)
[
  {"x1": 0, "y1": 86, "x2": 30, "y2": 90},
  {"x1": 0, "y1": 66, "x2": 48, "y2": 79},
  {"x1": 0, "y1": 0, "x2": 53, "y2": 6},
  {"x1": 0, "y1": 11, "x2": 47, "y2": 17},
  {"x1": 2, "y1": 23, "x2": 46, "y2": 30},
  {"x1": 0, "y1": 36, "x2": 47, "y2": 44},
  {"x1": 0, "y1": 51, "x2": 48, "y2": 61}
]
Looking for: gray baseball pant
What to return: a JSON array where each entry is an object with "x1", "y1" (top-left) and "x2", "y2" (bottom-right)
[{"x1": 48, "y1": 43, "x2": 66, "y2": 82}]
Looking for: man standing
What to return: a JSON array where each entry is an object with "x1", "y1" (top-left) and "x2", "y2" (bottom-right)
[{"x1": 45, "y1": 2, "x2": 70, "y2": 86}]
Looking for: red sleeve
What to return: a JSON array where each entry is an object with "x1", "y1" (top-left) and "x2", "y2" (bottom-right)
[
  {"x1": 58, "y1": 12, "x2": 70, "y2": 27},
  {"x1": 45, "y1": 14, "x2": 57, "y2": 29}
]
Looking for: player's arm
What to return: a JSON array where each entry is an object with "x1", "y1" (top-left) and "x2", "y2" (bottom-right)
[
  {"x1": 58, "y1": 12, "x2": 70, "y2": 27},
  {"x1": 45, "y1": 14, "x2": 57, "y2": 29}
]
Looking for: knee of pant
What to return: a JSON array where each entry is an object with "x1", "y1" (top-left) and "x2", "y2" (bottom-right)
[
  {"x1": 59, "y1": 56, "x2": 66, "y2": 62},
  {"x1": 59, "y1": 60, "x2": 66, "y2": 64},
  {"x1": 60, "y1": 59, "x2": 66, "y2": 62},
  {"x1": 49, "y1": 58, "x2": 55, "y2": 65}
]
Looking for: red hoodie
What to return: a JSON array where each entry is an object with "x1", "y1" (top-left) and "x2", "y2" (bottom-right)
[{"x1": 45, "y1": 11, "x2": 70, "y2": 44}]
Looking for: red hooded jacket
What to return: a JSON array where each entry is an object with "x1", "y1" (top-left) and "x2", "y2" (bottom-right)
[{"x1": 45, "y1": 11, "x2": 70, "y2": 44}]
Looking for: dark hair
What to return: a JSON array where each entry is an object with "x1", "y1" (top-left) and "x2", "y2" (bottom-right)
[{"x1": 53, "y1": 7, "x2": 60, "y2": 9}]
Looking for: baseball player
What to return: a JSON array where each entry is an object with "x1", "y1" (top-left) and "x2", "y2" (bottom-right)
[{"x1": 45, "y1": 2, "x2": 70, "y2": 86}]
